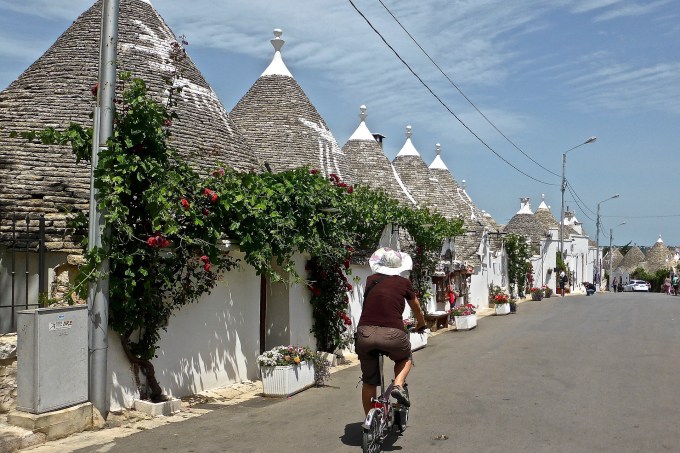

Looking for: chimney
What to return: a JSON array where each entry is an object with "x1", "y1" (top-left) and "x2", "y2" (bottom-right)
[{"x1": 372, "y1": 133, "x2": 385, "y2": 150}]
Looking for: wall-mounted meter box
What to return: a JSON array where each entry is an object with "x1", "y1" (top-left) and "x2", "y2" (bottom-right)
[{"x1": 16, "y1": 305, "x2": 88, "y2": 414}]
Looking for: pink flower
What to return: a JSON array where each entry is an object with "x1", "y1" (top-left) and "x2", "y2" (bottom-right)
[{"x1": 212, "y1": 168, "x2": 225, "y2": 177}]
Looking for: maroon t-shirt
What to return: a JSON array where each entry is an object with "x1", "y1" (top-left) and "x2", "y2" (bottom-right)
[{"x1": 358, "y1": 274, "x2": 416, "y2": 330}]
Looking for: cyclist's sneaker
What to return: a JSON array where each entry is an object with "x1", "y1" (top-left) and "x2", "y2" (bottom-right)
[{"x1": 391, "y1": 385, "x2": 410, "y2": 407}]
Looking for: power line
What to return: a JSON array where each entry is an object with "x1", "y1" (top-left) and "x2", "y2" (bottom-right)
[
  {"x1": 376, "y1": 0, "x2": 561, "y2": 179},
  {"x1": 565, "y1": 184, "x2": 595, "y2": 222},
  {"x1": 347, "y1": 0, "x2": 556, "y2": 186},
  {"x1": 566, "y1": 181, "x2": 596, "y2": 216},
  {"x1": 602, "y1": 214, "x2": 680, "y2": 219}
]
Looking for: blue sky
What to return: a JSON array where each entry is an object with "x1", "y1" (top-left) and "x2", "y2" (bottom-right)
[{"x1": 1, "y1": 0, "x2": 679, "y2": 247}]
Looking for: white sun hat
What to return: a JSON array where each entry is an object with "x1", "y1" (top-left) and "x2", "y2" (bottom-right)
[{"x1": 369, "y1": 247, "x2": 413, "y2": 276}]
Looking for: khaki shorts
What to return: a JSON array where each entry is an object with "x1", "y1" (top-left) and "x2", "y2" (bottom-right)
[{"x1": 356, "y1": 325, "x2": 411, "y2": 386}]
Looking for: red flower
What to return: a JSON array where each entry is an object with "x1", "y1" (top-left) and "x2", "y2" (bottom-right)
[
  {"x1": 347, "y1": 186, "x2": 354, "y2": 194},
  {"x1": 163, "y1": 119, "x2": 172, "y2": 127},
  {"x1": 310, "y1": 169, "x2": 319, "y2": 175},
  {"x1": 91, "y1": 83, "x2": 99, "y2": 98},
  {"x1": 210, "y1": 193, "x2": 218, "y2": 203},
  {"x1": 212, "y1": 168, "x2": 225, "y2": 177},
  {"x1": 147, "y1": 237, "x2": 157, "y2": 247},
  {"x1": 200, "y1": 255, "x2": 210, "y2": 263},
  {"x1": 329, "y1": 173, "x2": 340, "y2": 183},
  {"x1": 181, "y1": 198, "x2": 190, "y2": 210},
  {"x1": 343, "y1": 259, "x2": 350, "y2": 269},
  {"x1": 313, "y1": 288, "x2": 321, "y2": 296},
  {"x1": 346, "y1": 283, "x2": 353, "y2": 291},
  {"x1": 203, "y1": 263, "x2": 211, "y2": 272},
  {"x1": 202, "y1": 208, "x2": 210, "y2": 216}
]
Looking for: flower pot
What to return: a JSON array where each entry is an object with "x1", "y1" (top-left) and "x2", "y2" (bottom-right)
[
  {"x1": 454, "y1": 314, "x2": 477, "y2": 330},
  {"x1": 544, "y1": 293, "x2": 551, "y2": 299},
  {"x1": 260, "y1": 361, "x2": 315, "y2": 397},
  {"x1": 509, "y1": 302, "x2": 517, "y2": 313},
  {"x1": 409, "y1": 331, "x2": 428, "y2": 351},
  {"x1": 531, "y1": 293, "x2": 543, "y2": 301},
  {"x1": 494, "y1": 303, "x2": 510, "y2": 316}
]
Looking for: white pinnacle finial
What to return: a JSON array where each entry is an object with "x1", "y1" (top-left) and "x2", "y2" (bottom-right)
[
  {"x1": 406, "y1": 125, "x2": 412, "y2": 139},
  {"x1": 462, "y1": 179, "x2": 466, "y2": 190},
  {"x1": 542, "y1": 193, "x2": 545, "y2": 201},
  {"x1": 436, "y1": 143, "x2": 441, "y2": 156},
  {"x1": 261, "y1": 28, "x2": 293, "y2": 77},
  {"x1": 359, "y1": 105, "x2": 367, "y2": 123},
  {"x1": 271, "y1": 29, "x2": 284, "y2": 52}
]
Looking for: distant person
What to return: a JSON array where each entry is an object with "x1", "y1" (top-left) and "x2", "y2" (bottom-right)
[
  {"x1": 672, "y1": 274, "x2": 679, "y2": 296},
  {"x1": 559, "y1": 271, "x2": 567, "y2": 297},
  {"x1": 584, "y1": 282, "x2": 596, "y2": 296},
  {"x1": 664, "y1": 276, "x2": 672, "y2": 295},
  {"x1": 617, "y1": 279, "x2": 624, "y2": 292}
]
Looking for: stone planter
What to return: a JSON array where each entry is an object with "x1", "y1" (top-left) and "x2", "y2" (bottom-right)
[
  {"x1": 454, "y1": 314, "x2": 477, "y2": 330},
  {"x1": 531, "y1": 293, "x2": 543, "y2": 301},
  {"x1": 409, "y1": 331, "x2": 428, "y2": 351},
  {"x1": 494, "y1": 303, "x2": 510, "y2": 316},
  {"x1": 260, "y1": 361, "x2": 315, "y2": 397}
]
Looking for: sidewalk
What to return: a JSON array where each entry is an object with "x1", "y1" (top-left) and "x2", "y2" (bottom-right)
[{"x1": 0, "y1": 300, "x2": 520, "y2": 453}]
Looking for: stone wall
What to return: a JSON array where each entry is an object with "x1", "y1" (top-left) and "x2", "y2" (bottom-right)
[{"x1": 0, "y1": 334, "x2": 18, "y2": 413}]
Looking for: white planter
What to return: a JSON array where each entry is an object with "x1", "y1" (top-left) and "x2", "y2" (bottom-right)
[
  {"x1": 409, "y1": 331, "x2": 428, "y2": 351},
  {"x1": 454, "y1": 314, "x2": 477, "y2": 330},
  {"x1": 260, "y1": 361, "x2": 315, "y2": 397},
  {"x1": 495, "y1": 303, "x2": 510, "y2": 316}
]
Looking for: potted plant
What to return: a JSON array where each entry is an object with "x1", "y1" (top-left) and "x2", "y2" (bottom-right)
[
  {"x1": 491, "y1": 292, "x2": 510, "y2": 316},
  {"x1": 451, "y1": 303, "x2": 478, "y2": 330},
  {"x1": 529, "y1": 287, "x2": 543, "y2": 301},
  {"x1": 257, "y1": 345, "x2": 329, "y2": 397},
  {"x1": 404, "y1": 317, "x2": 428, "y2": 351},
  {"x1": 543, "y1": 285, "x2": 553, "y2": 299},
  {"x1": 509, "y1": 298, "x2": 518, "y2": 313}
]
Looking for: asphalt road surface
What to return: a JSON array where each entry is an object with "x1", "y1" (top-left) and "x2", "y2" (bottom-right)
[{"x1": 73, "y1": 291, "x2": 680, "y2": 453}]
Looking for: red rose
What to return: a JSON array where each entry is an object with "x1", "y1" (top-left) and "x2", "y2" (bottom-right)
[
  {"x1": 147, "y1": 237, "x2": 156, "y2": 247},
  {"x1": 310, "y1": 169, "x2": 319, "y2": 175},
  {"x1": 200, "y1": 255, "x2": 209, "y2": 263},
  {"x1": 347, "y1": 186, "x2": 353, "y2": 194},
  {"x1": 211, "y1": 193, "x2": 218, "y2": 203},
  {"x1": 163, "y1": 119, "x2": 172, "y2": 127},
  {"x1": 181, "y1": 198, "x2": 190, "y2": 210},
  {"x1": 203, "y1": 208, "x2": 210, "y2": 216},
  {"x1": 203, "y1": 263, "x2": 211, "y2": 272}
]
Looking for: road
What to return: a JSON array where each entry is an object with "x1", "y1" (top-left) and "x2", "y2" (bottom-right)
[{"x1": 71, "y1": 292, "x2": 680, "y2": 453}]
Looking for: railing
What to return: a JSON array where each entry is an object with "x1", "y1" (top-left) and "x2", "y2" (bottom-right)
[{"x1": 0, "y1": 213, "x2": 46, "y2": 333}]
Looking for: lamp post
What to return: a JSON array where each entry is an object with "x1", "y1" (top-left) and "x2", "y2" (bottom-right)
[
  {"x1": 559, "y1": 136, "x2": 597, "y2": 260},
  {"x1": 609, "y1": 221, "x2": 626, "y2": 291},
  {"x1": 595, "y1": 194, "x2": 620, "y2": 289}
]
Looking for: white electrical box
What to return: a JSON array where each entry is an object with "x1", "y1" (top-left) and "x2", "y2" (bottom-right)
[{"x1": 16, "y1": 305, "x2": 88, "y2": 414}]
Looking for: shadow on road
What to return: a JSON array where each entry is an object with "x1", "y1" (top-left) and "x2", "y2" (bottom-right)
[{"x1": 340, "y1": 421, "x2": 405, "y2": 451}]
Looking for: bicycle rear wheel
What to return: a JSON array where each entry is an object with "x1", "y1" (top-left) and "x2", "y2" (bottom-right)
[{"x1": 362, "y1": 409, "x2": 383, "y2": 453}]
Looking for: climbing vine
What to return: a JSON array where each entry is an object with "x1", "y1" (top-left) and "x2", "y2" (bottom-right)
[{"x1": 505, "y1": 233, "x2": 531, "y2": 298}]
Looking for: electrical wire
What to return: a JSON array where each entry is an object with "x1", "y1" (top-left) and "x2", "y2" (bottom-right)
[
  {"x1": 347, "y1": 0, "x2": 557, "y2": 186},
  {"x1": 566, "y1": 181, "x2": 596, "y2": 216},
  {"x1": 565, "y1": 184, "x2": 595, "y2": 222},
  {"x1": 376, "y1": 0, "x2": 560, "y2": 179}
]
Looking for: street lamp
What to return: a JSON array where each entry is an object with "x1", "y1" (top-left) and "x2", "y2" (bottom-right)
[
  {"x1": 608, "y1": 221, "x2": 626, "y2": 291},
  {"x1": 595, "y1": 194, "x2": 620, "y2": 289},
  {"x1": 560, "y1": 136, "x2": 597, "y2": 259}
]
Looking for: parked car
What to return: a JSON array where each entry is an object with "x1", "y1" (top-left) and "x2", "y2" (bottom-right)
[{"x1": 623, "y1": 280, "x2": 649, "y2": 292}]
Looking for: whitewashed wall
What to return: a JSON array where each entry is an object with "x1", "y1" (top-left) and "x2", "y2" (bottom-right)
[{"x1": 108, "y1": 255, "x2": 261, "y2": 411}]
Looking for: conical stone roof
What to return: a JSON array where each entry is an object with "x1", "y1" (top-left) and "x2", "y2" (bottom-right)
[
  {"x1": 620, "y1": 246, "x2": 646, "y2": 272},
  {"x1": 391, "y1": 126, "x2": 448, "y2": 217},
  {"x1": 645, "y1": 236, "x2": 674, "y2": 272},
  {"x1": 503, "y1": 198, "x2": 547, "y2": 254},
  {"x1": 230, "y1": 29, "x2": 352, "y2": 182},
  {"x1": 428, "y1": 144, "x2": 497, "y2": 263},
  {"x1": 0, "y1": 0, "x2": 259, "y2": 253},
  {"x1": 341, "y1": 106, "x2": 415, "y2": 206},
  {"x1": 603, "y1": 248, "x2": 624, "y2": 272}
]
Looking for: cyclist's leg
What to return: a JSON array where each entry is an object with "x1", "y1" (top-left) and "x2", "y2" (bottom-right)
[
  {"x1": 393, "y1": 356, "x2": 412, "y2": 388},
  {"x1": 356, "y1": 326, "x2": 382, "y2": 415}
]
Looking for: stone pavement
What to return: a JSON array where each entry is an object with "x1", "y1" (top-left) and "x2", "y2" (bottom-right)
[{"x1": 0, "y1": 299, "x2": 540, "y2": 453}]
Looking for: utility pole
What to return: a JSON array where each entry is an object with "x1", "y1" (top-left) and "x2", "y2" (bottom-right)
[{"x1": 89, "y1": 0, "x2": 119, "y2": 420}]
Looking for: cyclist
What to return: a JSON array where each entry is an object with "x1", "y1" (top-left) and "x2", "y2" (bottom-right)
[{"x1": 356, "y1": 247, "x2": 426, "y2": 415}]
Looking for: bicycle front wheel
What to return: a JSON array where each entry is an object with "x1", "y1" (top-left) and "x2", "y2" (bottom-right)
[{"x1": 362, "y1": 409, "x2": 383, "y2": 453}]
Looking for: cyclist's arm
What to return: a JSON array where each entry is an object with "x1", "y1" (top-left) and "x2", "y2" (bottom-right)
[{"x1": 407, "y1": 296, "x2": 426, "y2": 330}]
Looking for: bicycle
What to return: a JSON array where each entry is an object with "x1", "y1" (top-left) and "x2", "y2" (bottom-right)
[{"x1": 361, "y1": 351, "x2": 410, "y2": 453}]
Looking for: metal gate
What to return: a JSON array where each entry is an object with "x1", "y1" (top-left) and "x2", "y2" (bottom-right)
[{"x1": 0, "y1": 213, "x2": 46, "y2": 333}]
